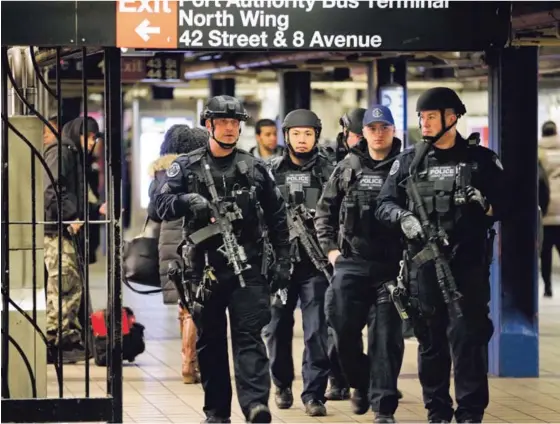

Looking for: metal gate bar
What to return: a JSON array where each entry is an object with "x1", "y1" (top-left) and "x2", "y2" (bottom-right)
[{"x1": 1, "y1": 46, "x2": 123, "y2": 423}]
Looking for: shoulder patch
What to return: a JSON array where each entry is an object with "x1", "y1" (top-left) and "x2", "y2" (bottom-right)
[
  {"x1": 493, "y1": 155, "x2": 504, "y2": 171},
  {"x1": 389, "y1": 159, "x2": 400, "y2": 176},
  {"x1": 166, "y1": 162, "x2": 181, "y2": 178}
]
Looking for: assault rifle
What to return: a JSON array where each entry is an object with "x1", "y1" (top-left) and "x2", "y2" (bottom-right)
[
  {"x1": 406, "y1": 140, "x2": 463, "y2": 319},
  {"x1": 285, "y1": 183, "x2": 332, "y2": 280},
  {"x1": 200, "y1": 157, "x2": 251, "y2": 287}
]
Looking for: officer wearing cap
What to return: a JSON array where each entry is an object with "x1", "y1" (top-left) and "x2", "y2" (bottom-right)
[
  {"x1": 315, "y1": 105, "x2": 405, "y2": 423},
  {"x1": 262, "y1": 109, "x2": 333, "y2": 417},
  {"x1": 375, "y1": 87, "x2": 508, "y2": 423},
  {"x1": 155, "y1": 95, "x2": 291, "y2": 424}
]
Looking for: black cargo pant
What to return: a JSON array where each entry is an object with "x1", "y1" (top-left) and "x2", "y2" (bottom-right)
[
  {"x1": 192, "y1": 263, "x2": 271, "y2": 421},
  {"x1": 411, "y1": 260, "x2": 494, "y2": 423},
  {"x1": 326, "y1": 285, "x2": 363, "y2": 389},
  {"x1": 326, "y1": 255, "x2": 404, "y2": 415},
  {"x1": 263, "y1": 264, "x2": 330, "y2": 404}
]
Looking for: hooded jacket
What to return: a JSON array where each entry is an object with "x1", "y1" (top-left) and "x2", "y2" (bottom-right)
[
  {"x1": 43, "y1": 118, "x2": 87, "y2": 238},
  {"x1": 148, "y1": 154, "x2": 184, "y2": 304},
  {"x1": 539, "y1": 134, "x2": 560, "y2": 225}
]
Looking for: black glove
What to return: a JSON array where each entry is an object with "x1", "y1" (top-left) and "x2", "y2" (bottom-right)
[
  {"x1": 270, "y1": 256, "x2": 291, "y2": 293},
  {"x1": 180, "y1": 193, "x2": 211, "y2": 220},
  {"x1": 466, "y1": 186, "x2": 489, "y2": 213},
  {"x1": 399, "y1": 211, "x2": 424, "y2": 240}
]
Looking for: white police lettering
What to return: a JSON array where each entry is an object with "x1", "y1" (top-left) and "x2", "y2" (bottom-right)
[
  {"x1": 286, "y1": 173, "x2": 311, "y2": 187},
  {"x1": 358, "y1": 174, "x2": 384, "y2": 189},
  {"x1": 167, "y1": 162, "x2": 181, "y2": 178},
  {"x1": 428, "y1": 166, "x2": 455, "y2": 180},
  {"x1": 493, "y1": 156, "x2": 504, "y2": 171},
  {"x1": 389, "y1": 160, "x2": 400, "y2": 176}
]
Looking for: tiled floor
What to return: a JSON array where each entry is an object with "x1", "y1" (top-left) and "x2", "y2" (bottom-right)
[{"x1": 48, "y1": 264, "x2": 560, "y2": 423}]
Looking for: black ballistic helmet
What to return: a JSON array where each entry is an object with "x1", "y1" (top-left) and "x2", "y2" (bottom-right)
[
  {"x1": 416, "y1": 87, "x2": 466, "y2": 116},
  {"x1": 200, "y1": 95, "x2": 249, "y2": 149},
  {"x1": 416, "y1": 87, "x2": 466, "y2": 144},
  {"x1": 282, "y1": 109, "x2": 322, "y2": 138},
  {"x1": 340, "y1": 108, "x2": 366, "y2": 136},
  {"x1": 282, "y1": 109, "x2": 322, "y2": 160},
  {"x1": 199, "y1": 95, "x2": 249, "y2": 126}
]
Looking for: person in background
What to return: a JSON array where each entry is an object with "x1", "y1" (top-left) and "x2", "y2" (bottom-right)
[
  {"x1": 147, "y1": 124, "x2": 209, "y2": 383},
  {"x1": 250, "y1": 118, "x2": 284, "y2": 160},
  {"x1": 539, "y1": 120, "x2": 560, "y2": 297},
  {"x1": 43, "y1": 116, "x2": 102, "y2": 363},
  {"x1": 43, "y1": 115, "x2": 58, "y2": 146}
]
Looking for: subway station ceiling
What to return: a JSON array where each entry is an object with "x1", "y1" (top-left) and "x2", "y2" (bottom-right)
[{"x1": 32, "y1": 1, "x2": 560, "y2": 96}]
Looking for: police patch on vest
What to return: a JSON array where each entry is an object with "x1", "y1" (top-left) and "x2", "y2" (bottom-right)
[
  {"x1": 167, "y1": 162, "x2": 181, "y2": 178},
  {"x1": 286, "y1": 173, "x2": 311, "y2": 187},
  {"x1": 389, "y1": 160, "x2": 400, "y2": 176},
  {"x1": 358, "y1": 175, "x2": 384, "y2": 190},
  {"x1": 428, "y1": 166, "x2": 456, "y2": 180}
]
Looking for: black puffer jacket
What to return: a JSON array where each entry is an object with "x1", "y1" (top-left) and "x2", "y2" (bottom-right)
[{"x1": 148, "y1": 154, "x2": 183, "y2": 304}]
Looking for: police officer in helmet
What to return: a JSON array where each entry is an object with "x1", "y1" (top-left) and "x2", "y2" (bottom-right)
[
  {"x1": 335, "y1": 108, "x2": 367, "y2": 162},
  {"x1": 155, "y1": 95, "x2": 292, "y2": 424},
  {"x1": 325, "y1": 107, "x2": 366, "y2": 402},
  {"x1": 375, "y1": 87, "x2": 508, "y2": 423},
  {"x1": 315, "y1": 105, "x2": 405, "y2": 423},
  {"x1": 262, "y1": 109, "x2": 333, "y2": 417}
]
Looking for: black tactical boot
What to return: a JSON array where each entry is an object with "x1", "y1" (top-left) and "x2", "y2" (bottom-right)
[
  {"x1": 274, "y1": 387, "x2": 293, "y2": 410},
  {"x1": 374, "y1": 413, "x2": 396, "y2": 423},
  {"x1": 202, "y1": 417, "x2": 231, "y2": 423},
  {"x1": 325, "y1": 378, "x2": 350, "y2": 400},
  {"x1": 351, "y1": 388, "x2": 369, "y2": 415},
  {"x1": 305, "y1": 399, "x2": 327, "y2": 417},
  {"x1": 247, "y1": 404, "x2": 271, "y2": 423}
]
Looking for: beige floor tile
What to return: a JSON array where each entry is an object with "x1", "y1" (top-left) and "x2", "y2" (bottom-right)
[{"x1": 41, "y1": 265, "x2": 560, "y2": 423}]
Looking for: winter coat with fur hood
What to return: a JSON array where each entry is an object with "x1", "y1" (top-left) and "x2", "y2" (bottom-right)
[
  {"x1": 539, "y1": 134, "x2": 560, "y2": 226},
  {"x1": 147, "y1": 154, "x2": 183, "y2": 304}
]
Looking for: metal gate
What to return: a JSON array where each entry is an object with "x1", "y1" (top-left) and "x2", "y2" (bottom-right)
[{"x1": 1, "y1": 46, "x2": 123, "y2": 423}]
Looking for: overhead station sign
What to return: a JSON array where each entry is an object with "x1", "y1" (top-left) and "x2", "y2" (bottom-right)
[{"x1": 116, "y1": 0, "x2": 508, "y2": 51}]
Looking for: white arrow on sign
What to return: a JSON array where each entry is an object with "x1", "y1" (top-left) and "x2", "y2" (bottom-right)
[{"x1": 135, "y1": 19, "x2": 160, "y2": 42}]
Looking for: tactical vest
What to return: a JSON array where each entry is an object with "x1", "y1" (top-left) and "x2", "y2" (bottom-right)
[
  {"x1": 409, "y1": 148, "x2": 475, "y2": 234},
  {"x1": 340, "y1": 154, "x2": 387, "y2": 241},
  {"x1": 185, "y1": 152, "x2": 262, "y2": 244},
  {"x1": 272, "y1": 158, "x2": 329, "y2": 210}
]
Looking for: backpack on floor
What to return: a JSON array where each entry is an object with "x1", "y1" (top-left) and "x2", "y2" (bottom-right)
[{"x1": 90, "y1": 306, "x2": 145, "y2": 366}]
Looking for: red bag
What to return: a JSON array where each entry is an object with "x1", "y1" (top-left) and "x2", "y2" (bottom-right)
[{"x1": 90, "y1": 307, "x2": 145, "y2": 366}]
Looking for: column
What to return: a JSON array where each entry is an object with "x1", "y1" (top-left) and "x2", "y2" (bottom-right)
[
  {"x1": 487, "y1": 46, "x2": 539, "y2": 377},
  {"x1": 376, "y1": 58, "x2": 408, "y2": 146},
  {"x1": 278, "y1": 71, "x2": 311, "y2": 122},
  {"x1": 209, "y1": 77, "x2": 235, "y2": 97}
]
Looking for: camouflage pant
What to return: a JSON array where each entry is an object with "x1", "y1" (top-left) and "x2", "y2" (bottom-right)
[{"x1": 44, "y1": 235, "x2": 83, "y2": 346}]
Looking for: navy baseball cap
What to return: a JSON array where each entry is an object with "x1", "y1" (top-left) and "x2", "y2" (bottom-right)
[{"x1": 363, "y1": 105, "x2": 395, "y2": 127}]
